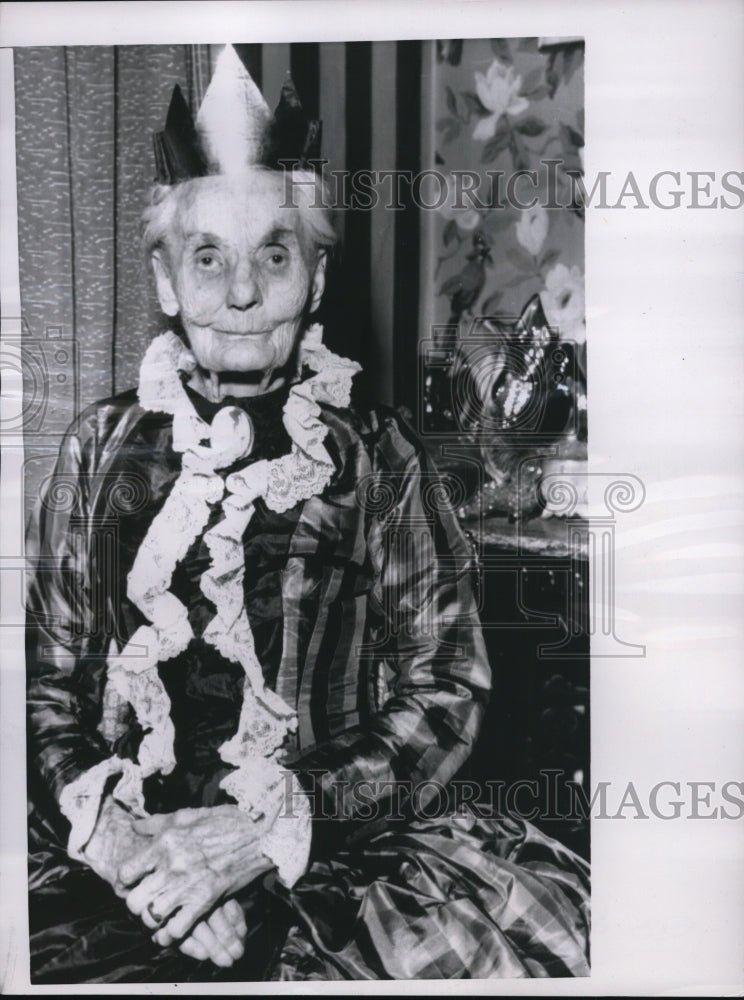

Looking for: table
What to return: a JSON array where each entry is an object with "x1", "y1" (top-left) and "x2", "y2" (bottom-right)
[{"x1": 460, "y1": 514, "x2": 591, "y2": 859}]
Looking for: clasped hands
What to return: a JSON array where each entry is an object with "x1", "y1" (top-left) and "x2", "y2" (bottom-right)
[{"x1": 83, "y1": 798, "x2": 274, "y2": 967}]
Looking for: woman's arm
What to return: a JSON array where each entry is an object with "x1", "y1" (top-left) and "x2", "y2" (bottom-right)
[
  {"x1": 26, "y1": 404, "x2": 162, "y2": 868},
  {"x1": 288, "y1": 413, "x2": 492, "y2": 853},
  {"x1": 26, "y1": 415, "x2": 117, "y2": 837}
]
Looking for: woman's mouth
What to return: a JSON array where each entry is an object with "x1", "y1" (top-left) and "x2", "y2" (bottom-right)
[{"x1": 211, "y1": 328, "x2": 269, "y2": 337}]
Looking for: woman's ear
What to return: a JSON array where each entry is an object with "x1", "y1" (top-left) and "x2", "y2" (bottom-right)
[
  {"x1": 308, "y1": 250, "x2": 328, "y2": 314},
  {"x1": 151, "y1": 252, "x2": 180, "y2": 317}
]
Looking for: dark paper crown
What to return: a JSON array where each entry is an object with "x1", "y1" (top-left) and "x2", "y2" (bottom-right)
[{"x1": 152, "y1": 46, "x2": 322, "y2": 185}]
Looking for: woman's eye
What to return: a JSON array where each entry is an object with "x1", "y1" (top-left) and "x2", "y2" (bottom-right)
[
  {"x1": 195, "y1": 252, "x2": 220, "y2": 270},
  {"x1": 266, "y1": 249, "x2": 288, "y2": 268}
]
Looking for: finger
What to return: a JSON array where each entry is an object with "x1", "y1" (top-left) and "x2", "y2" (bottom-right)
[
  {"x1": 177, "y1": 935, "x2": 209, "y2": 962},
  {"x1": 135, "y1": 878, "x2": 198, "y2": 932},
  {"x1": 191, "y1": 920, "x2": 236, "y2": 967},
  {"x1": 154, "y1": 914, "x2": 233, "y2": 966},
  {"x1": 118, "y1": 843, "x2": 161, "y2": 887},
  {"x1": 207, "y1": 906, "x2": 245, "y2": 960},
  {"x1": 131, "y1": 813, "x2": 171, "y2": 835},
  {"x1": 173, "y1": 807, "x2": 204, "y2": 826},
  {"x1": 155, "y1": 901, "x2": 207, "y2": 948},
  {"x1": 125, "y1": 871, "x2": 170, "y2": 920},
  {"x1": 222, "y1": 898, "x2": 248, "y2": 935},
  {"x1": 140, "y1": 907, "x2": 162, "y2": 932},
  {"x1": 142, "y1": 891, "x2": 182, "y2": 932},
  {"x1": 125, "y1": 869, "x2": 169, "y2": 918},
  {"x1": 152, "y1": 922, "x2": 179, "y2": 949}
]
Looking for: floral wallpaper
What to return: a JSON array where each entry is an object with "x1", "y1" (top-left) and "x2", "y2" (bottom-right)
[
  {"x1": 433, "y1": 37, "x2": 585, "y2": 348},
  {"x1": 425, "y1": 37, "x2": 586, "y2": 521}
]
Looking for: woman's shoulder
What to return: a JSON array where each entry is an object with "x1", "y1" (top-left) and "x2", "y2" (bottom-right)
[
  {"x1": 326, "y1": 380, "x2": 430, "y2": 476},
  {"x1": 64, "y1": 387, "x2": 170, "y2": 456},
  {"x1": 70, "y1": 386, "x2": 136, "y2": 425}
]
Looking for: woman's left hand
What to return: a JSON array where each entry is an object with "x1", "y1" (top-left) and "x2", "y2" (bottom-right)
[
  {"x1": 118, "y1": 805, "x2": 273, "y2": 947},
  {"x1": 177, "y1": 898, "x2": 248, "y2": 967}
]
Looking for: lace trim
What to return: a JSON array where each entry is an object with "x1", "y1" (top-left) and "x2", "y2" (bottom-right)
[
  {"x1": 59, "y1": 757, "x2": 145, "y2": 860},
  {"x1": 220, "y1": 764, "x2": 312, "y2": 887},
  {"x1": 261, "y1": 776, "x2": 312, "y2": 888},
  {"x1": 68, "y1": 325, "x2": 358, "y2": 874}
]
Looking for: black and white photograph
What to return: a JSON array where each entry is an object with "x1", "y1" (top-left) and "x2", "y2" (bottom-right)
[{"x1": 0, "y1": 1, "x2": 742, "y2": 994}]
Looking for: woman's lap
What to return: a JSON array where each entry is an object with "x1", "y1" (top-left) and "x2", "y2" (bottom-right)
[
  {"x1": 28, "y1": 812, "x2": 590, "y2": 982},
  {"x1": 273, "y1": 813, "x2": 590, "y2": 980}
]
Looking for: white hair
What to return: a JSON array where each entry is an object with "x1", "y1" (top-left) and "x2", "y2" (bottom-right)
[{"x1": 140, "y1": 166, "x2": 337, "y2": 267}]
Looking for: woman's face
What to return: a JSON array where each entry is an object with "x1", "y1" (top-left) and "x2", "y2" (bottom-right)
[{"x1": 152, "y1": 172, "x2": 326, "y2": 378}]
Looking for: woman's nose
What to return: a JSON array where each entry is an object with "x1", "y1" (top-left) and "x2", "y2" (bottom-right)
[{"x1": 227, "y1": 261, "x2": 261, "y2": 310}]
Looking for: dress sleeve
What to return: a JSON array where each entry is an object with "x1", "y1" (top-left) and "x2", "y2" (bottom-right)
[
  {"x1": 289, "y1": 415, "x2": 492, "y2": 855},
  {"x1": 26, "y1": 414, "x2": 116, "y2": 844}
]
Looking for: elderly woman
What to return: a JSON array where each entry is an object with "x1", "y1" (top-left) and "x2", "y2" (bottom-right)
[{"x1": 26, "y1": 48, "x2": 589, "y2": 983}]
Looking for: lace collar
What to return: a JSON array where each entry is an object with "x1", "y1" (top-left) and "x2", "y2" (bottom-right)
[{"x1": 60, "y1": 325, "x2": 361, "y2": 886}]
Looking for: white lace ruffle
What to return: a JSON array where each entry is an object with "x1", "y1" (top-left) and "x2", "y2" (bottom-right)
[
  {"x1": 220, "y1": 762, "x2": 312, "y2": 888},
  {"x1": 261, "y1": 773, "x2": 312, "y2": 888},
  {"x1": 59, "y1": 757, "x2": 144, "y2": 860},
  {"x1": 66, "y1": 324, "x2": 356, "y2": 885}
]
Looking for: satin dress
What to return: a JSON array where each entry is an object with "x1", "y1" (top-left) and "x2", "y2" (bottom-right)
[{"x1": 26, "y1": 378, "x2": 590, "y2": 983}]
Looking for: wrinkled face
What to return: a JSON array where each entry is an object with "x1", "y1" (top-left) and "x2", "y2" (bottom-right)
[{"x1": 152, "y1": 172, "x2": 326, "y2": 376}]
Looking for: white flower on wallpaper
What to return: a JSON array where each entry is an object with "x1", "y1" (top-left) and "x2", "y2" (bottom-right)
[
  {"x1": 542, "y1": 263, "x2": 586, "y2": 344},
  {"x1": 431, "y1": 37, "x2": 586, "y2": 516},
  {"x1": 472, "y1": 59, "x2": 529, "y2": 140},
  {"x1": 438, "y1": 173, "x2": 482, "y2": 231},
  {"x1": 514, "y1": 204, "x2": 549, "y2": 257}
]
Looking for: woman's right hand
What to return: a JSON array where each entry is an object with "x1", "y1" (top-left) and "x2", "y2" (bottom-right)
[
  {"x1": 82, "y1": 797, "x2": 248, "y2": 966},
  {"x1": 81, "y1": 794, "x2": 146, "y2": 896}
]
